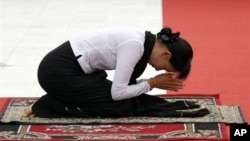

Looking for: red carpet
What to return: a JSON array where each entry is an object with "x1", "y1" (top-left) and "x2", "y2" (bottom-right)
[{"x1": 162, "y1": 0, "x2": 250, "y2": 123}]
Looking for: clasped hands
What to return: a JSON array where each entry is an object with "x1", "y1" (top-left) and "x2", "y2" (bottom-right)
[{"x1": 148, "y1": 73, "x2": 184, "y2": 91}]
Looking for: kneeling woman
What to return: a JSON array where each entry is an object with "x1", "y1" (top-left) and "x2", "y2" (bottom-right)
[{"x1": 24, "y1": 26, "x2": 209, "y2": 118}]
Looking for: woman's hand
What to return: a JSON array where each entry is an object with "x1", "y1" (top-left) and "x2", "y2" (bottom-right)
[{"x1": 148, "y1": 73, "x2": 184, "y2": 91}]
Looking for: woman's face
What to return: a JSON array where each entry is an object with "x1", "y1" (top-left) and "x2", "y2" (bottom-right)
[
  {"x1": 151, "y1": 58, "x2": 180, "y2": 78},
  {"x1": 148, "y1": 41, "x2": 180, "y2": 77},
  {"x1": 149, "y1": 50, "x2": 175, "y2": 72}
]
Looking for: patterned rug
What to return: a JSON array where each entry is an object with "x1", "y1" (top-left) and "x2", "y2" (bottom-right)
[
  {"x1": 0, "y1": 123, "x2": 228, "y2": 141},
  {"x1": 0, "y1": 94, "x2": 246, "y2": 124}
]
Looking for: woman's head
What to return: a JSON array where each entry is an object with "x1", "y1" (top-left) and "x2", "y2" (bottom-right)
[{"x1": 157, "y1": 27, "x2": 193, "y2": 79}]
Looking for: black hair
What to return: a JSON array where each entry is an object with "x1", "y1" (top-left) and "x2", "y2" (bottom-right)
[{"x1": 157, "y1": 27, "x2": 193, "y2": 79}]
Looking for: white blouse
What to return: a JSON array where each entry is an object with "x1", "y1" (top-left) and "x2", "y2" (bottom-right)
[{"x1": 69, "y1": 27, "x2": 151, "y2": 100}]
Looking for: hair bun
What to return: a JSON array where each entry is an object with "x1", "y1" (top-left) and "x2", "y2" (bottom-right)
[{"x1": 157, "y1": 27, "x2": 180, "y2": 43}]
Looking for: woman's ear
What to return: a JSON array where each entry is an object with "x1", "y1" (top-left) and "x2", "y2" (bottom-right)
[{"x1": 160, "y1": 50, "x2": 172, "y2": 60}]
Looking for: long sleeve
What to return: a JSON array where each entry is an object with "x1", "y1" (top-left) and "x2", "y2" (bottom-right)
[{"x1": 111, "y1": 40, "x2": 151, "y2": 100}]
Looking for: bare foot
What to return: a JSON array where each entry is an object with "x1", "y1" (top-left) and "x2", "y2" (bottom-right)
[{"x1": 22, "y1": 106, "x2": 35, "y2": 118}]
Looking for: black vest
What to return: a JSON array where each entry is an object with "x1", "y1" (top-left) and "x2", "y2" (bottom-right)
[{"x1": 129, "y1": 31, "x2": 156, "y2": 84}]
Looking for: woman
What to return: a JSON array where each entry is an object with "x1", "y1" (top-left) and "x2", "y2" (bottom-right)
[{"x1": 24, "y1": 26, "x2": 209, "y2": 118}]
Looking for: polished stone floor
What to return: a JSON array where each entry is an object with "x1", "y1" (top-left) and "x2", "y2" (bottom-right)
[{"x1": 0, "y1": 0, "x2": 165, "y2": 97}]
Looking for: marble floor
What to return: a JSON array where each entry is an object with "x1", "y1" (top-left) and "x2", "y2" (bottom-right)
[{"x1": 0, "y1": 0, "x2": 166, "y2": 97}]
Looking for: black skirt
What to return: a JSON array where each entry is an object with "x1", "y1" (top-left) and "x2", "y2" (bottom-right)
[{"x1": 33, "y1": 41, "x2": 138, "y2": 117}]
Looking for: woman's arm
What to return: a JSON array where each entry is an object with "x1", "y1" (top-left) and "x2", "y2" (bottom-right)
[{"x1": 111, "y1": 40, "x2": 151, "y2": 100}]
